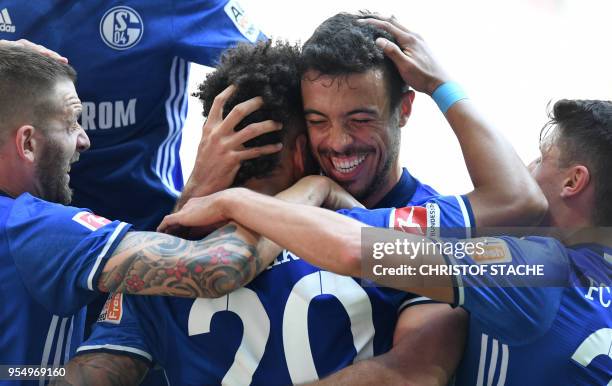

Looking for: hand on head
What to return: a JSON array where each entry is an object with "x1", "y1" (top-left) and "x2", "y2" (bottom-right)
[
  {"x1": 0, "y1": 38, "x2": 68, "y2": 64},
  {"x1": 358, "y1": 17, "x2": 450, "y2": 95}
]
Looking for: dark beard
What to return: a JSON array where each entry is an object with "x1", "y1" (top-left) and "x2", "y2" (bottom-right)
[
  {"x1": 35, "y1": 137, "x2": 73, "y2": 205},
  {"x1": 354, "y1": 131, "x2": 401, "y2": 204}
]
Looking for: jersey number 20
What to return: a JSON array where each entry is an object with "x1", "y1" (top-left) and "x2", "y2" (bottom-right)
[{"x1": 188, "y1": 271, "x2": 375, "y2": 385}]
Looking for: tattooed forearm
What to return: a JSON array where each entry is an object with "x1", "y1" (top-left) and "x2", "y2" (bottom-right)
[
  {"x1": 99, "y1": 224, "x2": 262, "y2": 298},
  {"x1": 50, "y1": 353, "x2": 148, "y2": 386}
]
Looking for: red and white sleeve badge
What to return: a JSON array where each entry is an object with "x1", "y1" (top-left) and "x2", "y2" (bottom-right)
[
  {"x1": 98, "y1": 292, "x2": 123, "y2": 324},
  {"x1": 72, "y1": 211, "x2": 112, "y2": 231},
  {"x1": 390, "y1": 203, "x2": 441, "y2": 237}
]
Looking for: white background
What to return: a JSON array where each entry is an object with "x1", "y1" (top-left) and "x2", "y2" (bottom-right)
[{"x1": 180, "y1": 0, "x2": 612, "y2": 195}]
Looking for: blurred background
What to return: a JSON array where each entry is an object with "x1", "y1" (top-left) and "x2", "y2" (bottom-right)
[{"x1": 181, "y1": 0, "x2": 612, "y2": 194}]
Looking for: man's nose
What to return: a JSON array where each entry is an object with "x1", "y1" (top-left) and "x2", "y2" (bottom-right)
[{"x1": 76, "y1": 125, "x2": 90, "y2": 152}]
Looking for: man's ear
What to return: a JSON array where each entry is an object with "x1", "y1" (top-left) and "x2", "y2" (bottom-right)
[
  {"x1": 398, "y1": 90, "x2": 416, "y2": 127},
  {"x1": 292, "y1": 134, "x2": 312, "y2": 178},
  {"x1": 560, "y1": 165, "x2": 590, "y2": 198},
  {"x1": 14, "y1": 125, "x2": 38, "y2": 163}
]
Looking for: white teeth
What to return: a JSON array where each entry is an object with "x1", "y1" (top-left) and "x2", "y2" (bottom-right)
[{"x1": 331, "y1": 154, "x2": 367, "y2": 174}]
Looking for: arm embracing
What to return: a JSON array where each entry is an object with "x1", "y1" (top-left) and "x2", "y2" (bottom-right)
[
  {"x1": 51, "y1": 353, "x2": 148, "y2": 386},
  {"x1": 99, "y1": 223, "x2": 265, "y2": 298},
  {"x1": 308, "y1": 304, "x2": 468, "y2": 386}
]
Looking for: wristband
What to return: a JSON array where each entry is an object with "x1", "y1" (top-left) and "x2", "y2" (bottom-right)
[{"x1": 431, "y1": 82, "x2": 468, "y2": 114}]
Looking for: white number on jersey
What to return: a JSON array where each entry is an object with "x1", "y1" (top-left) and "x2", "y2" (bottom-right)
[
  {"x1": 188, "y1": 271, "x2": 375, "y2": 384},
  {"x1": 571, "y1": 328, "x2": 612, "y2": 386}
]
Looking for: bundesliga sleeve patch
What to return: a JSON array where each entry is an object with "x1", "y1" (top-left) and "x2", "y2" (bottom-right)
[
  {"x1": 471, "y1": 237, "x2": 513, "y2": 264},
  {"x1": 224, "y1": 0, "x2": 260, "y2": 43},
  {"x1": 98, "y1": 293, "x2": 124, "y2": 324},
  {"x1": 72, "y1": 211, "x2": 112, "y2": 231},
  {"x1": 390, "y1": 203, "x2": 440, "y2": 237}
]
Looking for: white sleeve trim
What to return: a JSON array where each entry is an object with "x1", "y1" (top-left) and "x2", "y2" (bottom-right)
[
  {"x1": 445, "y1": 252, "x2": 465, "y2": 307},
  {"x1": 77, "y1": 344, "x2": 152, "y2": 362},
  {"x1": 454, "y1": 195, "x2": 472, "y2": 238},
  {"x1": 87, "y1": 222, "x2": 129, "y2": 291},
  {"x1": 388, "y1": 208, "x2": 396, "y2": 228},
  {"x1": 399, "y1": 296, "x2": 433, "y2": 312},
  {"x1": 457, "y1": 276, "x2": 465, "y2": 307}
]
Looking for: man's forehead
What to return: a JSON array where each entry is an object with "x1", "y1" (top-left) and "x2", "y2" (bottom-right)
[
  {"x1": 50, "y1": 80, "x2": 81, "y2": 114},
  {"x1": 301, "y1": 68, "x2": 389, "y2": 112},
  {"x1": 302, "y1": 68, "x2": 385, "y2": 87}
]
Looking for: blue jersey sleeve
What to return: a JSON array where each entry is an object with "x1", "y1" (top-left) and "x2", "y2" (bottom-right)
[
  {"x1": 77, "y1": 293, "x2": 154, "y2": 365},
  {"x1": 338, "y1": 195, "x2": 474, "y2": 309},
  {"x1": 338, "y1": 194, "x2": 474, "y2": 235},
  {"x1": 5, "y1": 194, "x2": 132, "y2": 316},
  {"x1": 444, "y1": 236, "x2": 570, "y2": 345},
  {"x1": 173, "y1": 0, "x2": 267, "y2": 65}
]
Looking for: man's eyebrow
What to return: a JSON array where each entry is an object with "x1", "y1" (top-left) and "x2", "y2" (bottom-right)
[
  {"x1": 304, "y1": 109, "x2": 326, "y2": 116},
  {"x1": 304, "y1": 108, "x2": 379, "y2": 116},
  {"x1": 346, "y1": 108, "x2": 378, "y2": 116}
]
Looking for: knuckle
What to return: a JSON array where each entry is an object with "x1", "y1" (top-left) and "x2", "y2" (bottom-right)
[
  {"x1": 232, "y1": 104, "x2": 247, "y2": 116},
  {"x1": 242, "y1": 125, "x2": 256, "y2": 136},
  {"x1": 229, "y1": 152, "x2": 241, "y2": 164},
  {"x1": 213, "y1": 93, "x2": 227, "y2": 106},
  {"x1": 207, "y1": 130, "x2": 221, "y2": 143}
]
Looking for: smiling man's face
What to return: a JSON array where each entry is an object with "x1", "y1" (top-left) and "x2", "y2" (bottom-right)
[
  {"x1": 34, "y1": 79, "x2": 90, "y2": 205},
  {"x1": 302, "y1": 68, "x2": 405, "y2": 206}
]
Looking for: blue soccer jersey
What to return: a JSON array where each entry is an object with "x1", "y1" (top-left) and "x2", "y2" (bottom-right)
[
  {"x1": 78, "y1": 194, "x2": 473, "y2": 385},
  {"x1": 0, "y1": 0, "x2": 266, "y2": 230},
  {"x1": 373, "y1": 168, "x2": 439, "y2": 209},
  {"x1": 443, "y1": 237, "x2": 612, "y2": 386},
  {"x1": 0, "y1": 192, "x2": 131, "y2": 385}
]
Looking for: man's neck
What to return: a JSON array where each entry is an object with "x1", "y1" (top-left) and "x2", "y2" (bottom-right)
[
  {"x1": 563, "y1": 227, "x2": 611, "y2": 248},
  {"x1": 0, "y1": 164, "x2": 35, "y2": 200},
  {"x1": 362, "y1": 164, "x2": 403, "y2": 209},
  {"x1": 242, "y1": 176, "x2": 286, "y2": 196},
  {"x1": 0, "y1": 179, "x2": 24, "y2": 199}
]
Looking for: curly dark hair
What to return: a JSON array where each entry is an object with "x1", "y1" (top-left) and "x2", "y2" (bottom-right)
[
  {"x1": 301, "y1": 12, "x2": 406, "y2": 115},
  {"x1": 194, "y1": 41, "x2": 304, "y2": 186},
  {"x1": 541, "y1": 99, "x2": 612, "y2": 225}
]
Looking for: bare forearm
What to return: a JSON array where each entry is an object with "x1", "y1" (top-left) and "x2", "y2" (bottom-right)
[
  {"x1": 310, "y1": 305, "x2": 467, "y2": 386},
  {"x1": 51, "y1": 353, "x2": 147, "y2": 386},
  {"x1": 306, "y1": 358, "x2": 407, "y2": 386},
  {"x1": 446, "y1": 100, "x2": 547, "y2": 226},
  {"x1": 175, "y1": 179, "x2": 212, "y2": 211},
  {"x1": 219, "y1": 190, "x2": 454, "y2": 301},
  {"x1": 100, "y1": 224, "x2": 262, "y2": 298},
  {"x1": 220, "y1": 189, "x2": 363, "y2": 276}
]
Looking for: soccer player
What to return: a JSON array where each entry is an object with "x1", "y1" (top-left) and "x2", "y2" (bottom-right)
[
  {"x1": 0, "y1": 45, "x2": 286, "y2": 384},
  {"x1": 66, "y1": 16, "x2": 544, "y2": 386},
  {"x1": 162, "y1": 19, "x2": 612, "y2": 386},
  {"x1": 0, "y1": 0, "x2": 270, "y2": 231}
]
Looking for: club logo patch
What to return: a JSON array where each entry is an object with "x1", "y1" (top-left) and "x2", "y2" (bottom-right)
[
  {"x1": 224, "y1": 0, "x2": 260, "y2": 43},
  {"x1": 100, "y1": 6, "x2": 143, "y2": 50},
  {"x1": 98, "y1": 293, "x2": 123, "y2": 324},
  {"x1": 72, "y1": 211, "x2": 111, "y2": 231},
  {"x1": 472, "y1": 238, "x2": 512, "y2": 264}
]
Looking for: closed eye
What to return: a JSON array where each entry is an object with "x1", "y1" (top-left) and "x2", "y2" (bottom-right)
[{"x1": 306, "y1": 119, "x2": 326, "y2": 125}]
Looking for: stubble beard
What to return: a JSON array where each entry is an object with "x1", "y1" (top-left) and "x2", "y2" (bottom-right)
[{"x1": 35, "y1": 136, "x2": 74, "y2": 205}]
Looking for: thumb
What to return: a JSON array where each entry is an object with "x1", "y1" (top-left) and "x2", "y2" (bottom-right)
[{"x1": 157, "y1": 213, "x2": 180, "y2": 233}]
